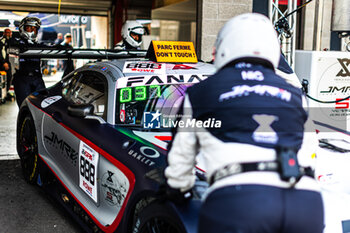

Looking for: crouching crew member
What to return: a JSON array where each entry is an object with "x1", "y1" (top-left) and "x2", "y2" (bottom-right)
[{"x1": 165, "y1": 13, "x2": 324, "y2": 233}]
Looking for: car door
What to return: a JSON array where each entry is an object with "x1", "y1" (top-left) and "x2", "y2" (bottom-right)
[
  {"x1": 41, "y1": 68, "x2": 137, "y2": 231},
  {"x1": 42, "y1": 70, "x2": 108, "y2": 204}
]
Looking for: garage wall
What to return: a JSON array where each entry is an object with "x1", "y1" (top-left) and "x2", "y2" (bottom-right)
[
  {"x1": 196, "y1": 0, "x2": 253, "y2": 62},
  {"x1": 302, "y1": 0, "x2": 333, "y2": 51},
  {"x1": 90, "y1": 16, "x2": 108, "y2": 48}
]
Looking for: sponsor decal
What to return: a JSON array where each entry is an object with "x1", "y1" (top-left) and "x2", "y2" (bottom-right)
[
  {"x1": 172, "y1": 64, "x2": 196, "y2": 70},
  {"x1": 123, "y1": 61, "x2": 166, "y2": 74},
  {"x1": 120, "y1": 110, "x2": 126, "y2": 123},
  {"x1": 143, "y1": 110, "x2": 221, "y2": 129},
  {"x1": 101, "y1": 170, "x2": 128, "y2": 206},
  {"x1": 140, "y1": 146, "x2": 160, "y2": 158},
  {"x1": 44, "y1": 132, "x2": 78, "y2": 165},
  {"x1": 41, "y1": 96, "x2": 62, "y2": 108},
  {"x1": 79, "y1": 142, "x2": 99, "y2": 203},
  {"x1": 336, "y1": 58, "x2": 350, "y2": 77},
  {"x1": 317, "y1": 173, "x2": 334, "y2": 183},
  {"x1": 313, "y1": 57, "x2": 350, "y2": 123},
  {"x1": 83, "y1": 180, "x2": 93, "y2": 195},
  {"x1": 127, "y1": 146, "x2": 160, "y2": 166},
  {"x1": 219, "y1": 85, "x2": 291, "y2": 102},
  {"x1": 241, "y1": 71, "x2": 264, "y2": 81},
  {"x1": 120, "y1": 103, "x2": 126, "y2": 123},
  {"x1": 252, "y1": 114, "x2": 279, "y2": 144},
  {"x1": 59, "y1": 15, "x2": 88, "y2": 24},
  {"x1": 235, "y1": 62, "x2": 252, "y2": 69},
  {"x1": 320, "y1": 86, "x2": 350, "y2": 94},
  {"x1": 117, "y1": 74, "x2": 209, "y2": 88},
  {"x1": 335, "y1": 98, "x2": 350, "y2": 109}
]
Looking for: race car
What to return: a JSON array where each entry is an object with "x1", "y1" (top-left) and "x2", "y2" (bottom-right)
[
  {"x1": 314, "y1": 122, "x2": 350, "y2": 233},
  {"x1": 15, "y1": 42, "x2": 215, "y2": 233}
]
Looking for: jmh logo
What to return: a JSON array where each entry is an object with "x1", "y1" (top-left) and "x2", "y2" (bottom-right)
[{"x1": 143, "y1": 110, "x2": 161, "y2": 129}]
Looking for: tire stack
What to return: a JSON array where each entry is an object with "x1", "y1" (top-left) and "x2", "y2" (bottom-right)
[{"x1": 0, "y1": 71, "x2": 6, "y2": 104}]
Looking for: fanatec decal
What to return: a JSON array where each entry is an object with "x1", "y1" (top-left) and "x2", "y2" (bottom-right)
[{"x1": 117, "y1": 74, "x2": 210, "y2": 88}]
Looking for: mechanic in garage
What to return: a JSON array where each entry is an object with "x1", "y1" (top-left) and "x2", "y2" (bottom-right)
[
  {"x1": 12, "y1": 16, "x2": 47, "y2": 107},
  {"x1": 114, "y1": 20, "x2": 145, "y2": 50},
  {"x1": 0, "y1": 28, "x2": 13, "y2": 95},
  {"x1": 60, "y1": 33, "x2": 74, "y2": 78},
  {"x1": 165, "y1": 13, "x2": 324, "y2": 233}
]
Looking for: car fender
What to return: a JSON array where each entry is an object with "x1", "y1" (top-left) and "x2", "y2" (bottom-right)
[{"x1": 167, "y1": 199, "x2": 202, "y2": 233}]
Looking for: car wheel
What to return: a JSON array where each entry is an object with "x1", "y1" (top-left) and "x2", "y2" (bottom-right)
[
  {"x1": 132, "y1": 202, "x2": 186, "y2": 233},
  {"x1": 17, "y1": 114, "x2": 39, "y2": 184}
]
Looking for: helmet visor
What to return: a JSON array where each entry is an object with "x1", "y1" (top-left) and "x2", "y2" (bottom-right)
[{"x1": 130, "y1": 31, "x2": 142, "y2": 43}]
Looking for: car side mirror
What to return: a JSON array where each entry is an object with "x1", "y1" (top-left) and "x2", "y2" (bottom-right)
[{"x1": 68, "y1": 104, "x2": 94, "y2": 117}]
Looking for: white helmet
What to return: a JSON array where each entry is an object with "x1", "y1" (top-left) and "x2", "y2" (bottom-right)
[
  {"x1": 121, "y1": 20, "x2": 145, "y2": 48},
  {"x1": 19, "y1": 16, "x2": 41, "y2": 42},
  {"x1": 214, "y1": 13, "x2": 280, "y2": 70}
]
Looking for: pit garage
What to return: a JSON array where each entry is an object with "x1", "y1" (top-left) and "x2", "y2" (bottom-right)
[{"x1": 0, "y1": 0, "x2": 350, "y2": 232}]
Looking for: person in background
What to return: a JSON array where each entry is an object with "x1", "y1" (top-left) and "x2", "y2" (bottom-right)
[
  {"x1": 114, "y1": 20, "x2": 145, "y2": 50},
  {"x1": 0, "y1": 28, "x2": 12, "y2": 95},
  {"x1": 61, "y1": 33, "x2": 74, "y2": 78},
  {"x1": 54, "y1": 32, "x2": 63, "y2": 45},
  {"x1": 55, "y1": 32, "x2": 64, "y2": 71},
  {"x1": 164, "y1": 13, "x2": 324, "y2": 233}
]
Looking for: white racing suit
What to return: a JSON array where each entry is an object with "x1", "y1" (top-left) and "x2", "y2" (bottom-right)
[
  {"x1": 165, "y1": 62, "x2": 319, "y2": 193},
  {"x1": 165, "y1": 61, "x2": 323, "y2": 233}
]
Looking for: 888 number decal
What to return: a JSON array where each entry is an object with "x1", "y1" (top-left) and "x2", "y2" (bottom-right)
[
  {"x1": 79, "y1": 142, "x2": 99, "y2": 202},
  {"x1": 126, "y1": 62, "x2": 162, "y2": 69},
  {"x1": 80, "y1": 156, "x2": 95, "y2": 186}
]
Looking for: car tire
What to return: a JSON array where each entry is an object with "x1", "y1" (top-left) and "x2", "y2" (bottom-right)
[
  {"x1": 17, "y1": 114, "x2": 39, "y2": 184},
  {"x1": 132, "y1": 202, "x2": 186, "y2": 233}
]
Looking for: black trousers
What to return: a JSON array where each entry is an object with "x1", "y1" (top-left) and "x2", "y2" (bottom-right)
[
  {"x1": 6, "y1": 69, "x2": 12, "y2": 92},
  {"x1": 13, "y1": 74, "x2": 45, "y2": 107},
  {"x1": 198, "y1": 185, "x2": 324, "y2": 233}
]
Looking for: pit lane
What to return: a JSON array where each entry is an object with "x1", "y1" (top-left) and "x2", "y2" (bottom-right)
[{"x1": 0, "y1": 72, "x2": 82, "y2": 233}]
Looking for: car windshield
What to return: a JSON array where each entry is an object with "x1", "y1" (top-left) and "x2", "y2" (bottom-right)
[{"x1": 115, "y1": 84, "x2": 191, "y2": 129}]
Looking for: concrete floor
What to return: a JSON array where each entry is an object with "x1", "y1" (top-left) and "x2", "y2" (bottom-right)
[
  {"x1": 0, "y1": 98, "x2": 18, "y2": 159},
  {"x1": 0, "y1": 71, "x2": 82, "y2": 233},
  {"x1": 0, "y1": 160, "x2": 83, "y2": 233}
]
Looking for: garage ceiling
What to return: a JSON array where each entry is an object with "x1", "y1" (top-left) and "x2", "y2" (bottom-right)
[
  {"x1": 0, "y1": 0, "x2": 154, "y2": 17},
  {"x1": 0, "y1": 0, "x2": 192, "y2": 20},
  {"x1": 0, "y1": 0, "x2": 113, "y2": 16}
]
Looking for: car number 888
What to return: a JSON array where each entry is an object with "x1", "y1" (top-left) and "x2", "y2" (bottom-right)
[{"x1": 80, "y1": 156, "x2": 95, "y2": 186}]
